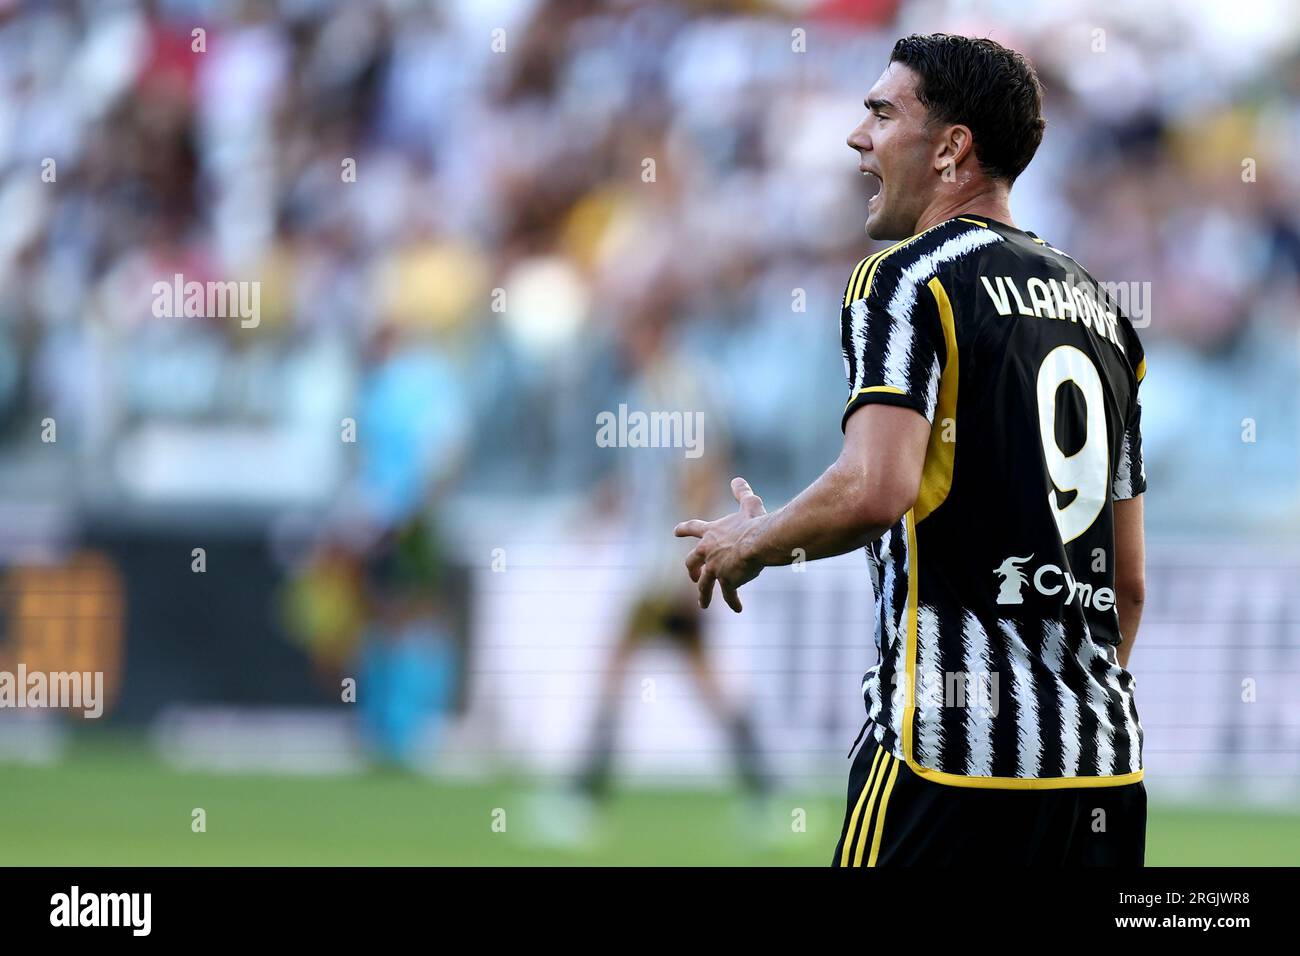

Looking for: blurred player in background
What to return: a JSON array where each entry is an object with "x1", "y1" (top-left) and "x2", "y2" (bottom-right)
[
  {"x1": 538, "y1": 300, "x2": 769, "y2": 845},
  {"x1": 283, "y1": 321, "x2": 468, "y2": 768},
  {"x1": 581, "y1": 308, "x2": 767, "y2": 796}
]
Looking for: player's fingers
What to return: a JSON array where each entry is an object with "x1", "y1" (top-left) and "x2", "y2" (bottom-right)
[
  {"x1": 685, "y1": 544, "x2": 706, "y2": 582},
  {"x1": 731, "y1": 476, "x2": 765, "y2": 517},
  {"x1": 720, "y1": 581, "x2": 743, "y2": 613},
  {"x1": 674, "y1": 519, "x2": 707, "y2": 538},
  {"x1": 697, "y1": 566, "x2": 717, "y2": 609}
]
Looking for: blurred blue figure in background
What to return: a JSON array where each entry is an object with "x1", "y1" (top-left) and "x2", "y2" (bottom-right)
[
  {"x1": 358, "y1": 630, "x2": 456, "y2": 766},
  {"x1": 357, "y1": 517, "x2": 459, "y2": 767},
  {"x1": 352, "y1": 323, "x2": 468, "y2": 768},
  {"x1": 356, "y1": 324, "x2": 469, "y2": 528}
]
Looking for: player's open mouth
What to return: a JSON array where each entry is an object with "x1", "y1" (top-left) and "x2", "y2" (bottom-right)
[{"x1": 861, "y1": 168, "x2": 882, "y2": 206}]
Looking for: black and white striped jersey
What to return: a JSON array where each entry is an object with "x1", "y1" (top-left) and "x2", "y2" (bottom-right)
[{"x1": 839, "y1": 215, "x2": 1147, "y2": 789}]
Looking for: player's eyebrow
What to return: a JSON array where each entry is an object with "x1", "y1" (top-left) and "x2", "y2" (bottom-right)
[{"x1": 866, "y1": 97, "x2": 895, "y2": 113}]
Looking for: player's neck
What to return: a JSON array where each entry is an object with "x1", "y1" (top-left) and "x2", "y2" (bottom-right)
[{"x1": 913, "y1": 183, "x2": 1016, "y2": 235}]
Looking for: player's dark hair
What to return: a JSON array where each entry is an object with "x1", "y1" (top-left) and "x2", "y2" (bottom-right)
[{"x1": 890, "y1": 33, "x2": 1045, "y2": 184}]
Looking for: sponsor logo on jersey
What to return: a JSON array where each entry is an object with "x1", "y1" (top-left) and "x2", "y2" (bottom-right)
[{"x1": 995, "y1": 554, "x2": 1115, "y2": 611}]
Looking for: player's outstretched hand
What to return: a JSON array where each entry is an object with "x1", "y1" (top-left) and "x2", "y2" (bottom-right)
[{"x1": 674, "y1": 476, "x2": 767, "y2": 613}]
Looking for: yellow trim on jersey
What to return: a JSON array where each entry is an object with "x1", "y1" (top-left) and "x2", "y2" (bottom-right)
[
  {"x1": 866, "y1": 758, "x2": 900, "y2": 867},
  {"x1": 840, "y1": 747, "x2": 884, "y2": 866},
  {"x1": 956, "y1": 217, "x2": 987, "y2": 227},
  {"x1": 843, "y1": 256, "x2": 870, "y2": 308},
  {"x1": 844, "y1": 384, "x2": 906, "y2": 410},
  {"x1": 859, "y1": 234, "x2": 917, "y2": 301},
  {"x1": 843, "y1": 250, "x2": 886, "y2": 307},
  {"x1": 899, "y1": 509, "x2": 1146, "y2": 790},
  {"x1": 852, "y1": 249, "x2": 890, "y2": 303},
  {"x1": 914, "y1": 278, "x2": 959, "y2": 522},
  {"x1": 852, "y1": 750, "x2": 891, "y2": 866},
  {"x1": 845, "y1": 220, "x2": 964, "y2": 308},
  {"x1": 1136, "y1": 357, "x2": 1147, "y2": 383}
]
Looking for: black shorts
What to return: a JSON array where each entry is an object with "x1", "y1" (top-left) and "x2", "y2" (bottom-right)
[
  {"x1": 625, "y1": 594, "x2": 702, "y2": 649},
  {"x1": 833, "y1": 729, "x2": 1147, "y2": 867}
]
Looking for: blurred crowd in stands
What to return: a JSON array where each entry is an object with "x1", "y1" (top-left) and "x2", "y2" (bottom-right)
[{"x1": 1, "y1": 0, "x2": 1299, "y2": 535}]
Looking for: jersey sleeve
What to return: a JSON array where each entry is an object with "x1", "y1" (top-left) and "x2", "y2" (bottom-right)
[
  {"x1": 839, "y1": 253, "x2": 948, "y2": 432},
  {"x1": 1112, "y1": 339, "x2": 1147, "y2": 500}
]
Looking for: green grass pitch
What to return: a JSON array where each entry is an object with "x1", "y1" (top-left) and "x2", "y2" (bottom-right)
[{"x1": 1, "y1": 743, "x2": 1295, "y2": 866}]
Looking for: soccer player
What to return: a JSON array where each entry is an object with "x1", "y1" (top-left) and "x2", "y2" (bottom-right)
[
  {"x1": 532, "y1": 311, "x2": 768, "y2": 849},
  {"x1": 675, "y1": 34, "x2": 1148, "y2": 866},
  {"x1": 576, "y1": 313, "x2": 767, "y2": 806}
]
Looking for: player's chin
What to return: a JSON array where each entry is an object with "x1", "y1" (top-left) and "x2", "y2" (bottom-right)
[{"x1": 864, "y1": 203, "x2": 899, "y2": 241}]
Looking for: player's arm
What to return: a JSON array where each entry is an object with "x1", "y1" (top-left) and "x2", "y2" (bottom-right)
[
  {"x1": 743, "y1": 405, "x2": 928, "y2": 565},
  {"x1": 673, "y1": 406, "x2": 928, "y2": 612},
  {"x1": 1113, "y1": 495, "x2": 1145, "y2": 669},
  {"x1": 674, "y1": 256, "x2": 943, "y2": 612},
  {"x1": 1112, "y1": 336, "x2": 1148, "y2": 669}
]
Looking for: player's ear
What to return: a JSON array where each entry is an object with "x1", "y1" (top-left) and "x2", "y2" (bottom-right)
[{"x1": 934, "y1": 124, "x2": 974, "y2": 180}]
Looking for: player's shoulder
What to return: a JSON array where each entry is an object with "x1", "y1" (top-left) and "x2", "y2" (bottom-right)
[
  {"x1": 1034, "y1": 233, "x2": 1148, "y2": 382},
  {"x1": 844, "y1": 217, "x2": 1005, "y2": 312},
  {"x1": 999, "y1": 228, "x2": 1149, "y2": 384},
  {"x1": 1118, "y1": 311, "x2": 1147, "y2": 383}
]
